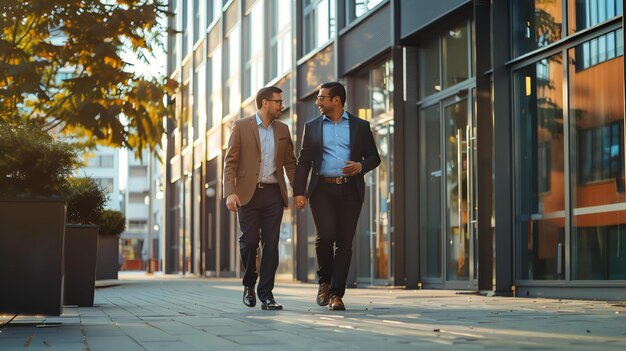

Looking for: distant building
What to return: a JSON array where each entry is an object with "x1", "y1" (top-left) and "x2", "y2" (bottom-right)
[
  {"x1": 75, "y1": 147, "x2": 123, "y2": 212},
  {"x1": 115, "y1": 149, "x2": 164, "y2": 272}
]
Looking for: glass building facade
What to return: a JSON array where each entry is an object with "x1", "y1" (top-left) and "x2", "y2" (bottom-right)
[{"x1": 165, "y1": 0, "x2": 626, "y2": 299}]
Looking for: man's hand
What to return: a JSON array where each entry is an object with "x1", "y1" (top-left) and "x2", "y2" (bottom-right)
[
  {"x1": 226, "y1": 194, "x2": 241, "y2": 212},
  {"x1": 342, "y1": 161, "x2": 362, "y2": 176},
  {"x1": 294, "y1": 195, "x2": 308, "y2": 209}
]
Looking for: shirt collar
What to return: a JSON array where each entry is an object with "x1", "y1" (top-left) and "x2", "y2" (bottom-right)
[
  {"x1": 323, "y1": 111, "x2": 349, "y2": 122},
  {"x1": 255, "y1": 113, "x2": 274, "y2": 127}
]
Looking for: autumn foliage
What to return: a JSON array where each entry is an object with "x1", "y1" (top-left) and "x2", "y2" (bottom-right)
[{"x1": 0, "y1": 0, "x2": 177, "y2": 154}]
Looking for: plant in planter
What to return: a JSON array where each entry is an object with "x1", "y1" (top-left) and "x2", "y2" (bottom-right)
[
  {"x1": 95, "y1": 209, "x2": 126, "y2": 280},
  {"x1": 0, "y1": 123, "x2": 80, "y2": 316},
  {"x1": 62, "y1": 177, "x2": 108, "y2": 307},
  {"x1": 0, "y1": 123, "x2": 80, "y2": 197}
]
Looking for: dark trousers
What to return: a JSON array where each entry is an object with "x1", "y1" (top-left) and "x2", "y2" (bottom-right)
[
  {"x1": 310, "y1": 181, "x2": 362, "y2": 298},
  {"x1": 237, "y1": 184, "x2": 284, "y2": 301}
]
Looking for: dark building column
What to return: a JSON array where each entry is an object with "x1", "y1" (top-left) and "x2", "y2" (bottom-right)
[
  {"x1": 492, "y1": 0, "x2": 513, "y2": 295},
  {"x1": 391, "y1": 0, "x2": 406, "y2": 287},
  {"x1": 165, "y1": 117, "x2": 178, "y2": 274},
  {"x1": 473, "y1": 0, "x2": 493, "y2": 292},
  {"x1": 402, "y1": 47, "x2": 419, "y2": 289}
]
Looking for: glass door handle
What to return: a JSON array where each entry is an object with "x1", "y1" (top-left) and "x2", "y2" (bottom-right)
[
  {"x1": 557, "y1": 242, "x2": 563, "y2": 275},
  {"x1": 457, "y1": 128, "x2": 463, "y2": 239}
]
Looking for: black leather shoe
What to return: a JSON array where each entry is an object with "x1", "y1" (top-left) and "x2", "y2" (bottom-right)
[
  {"x1": 243, "y1": 286, "x2": 256, "y2": 307},
  {"x1": 317, "y1": 283, "x2": 330, "y2": 306},
  {"x1": 261, "y1": 298, "x2": 283, "y2": 310}
]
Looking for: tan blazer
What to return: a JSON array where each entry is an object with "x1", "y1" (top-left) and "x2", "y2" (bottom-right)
[{"x1": 223, "y1": 115, "x2": 296, "y2": 207}]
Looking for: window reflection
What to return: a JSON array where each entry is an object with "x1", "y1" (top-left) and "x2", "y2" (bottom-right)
[
  {"x1": 419, "y1": 104, "x2": 442, "y2": 279},
  {"x1": 569, "y1": 29, "x2": 625, "y2": 209},
  {"x1": 443, "y1": 23, "x2": 469, "y2": 88},
  {"x1": 569, "y1": 30, "x2": 626, "y2": 280},
  {"x1": 568, "y1": 0, "x2": 623, "y2": 34},
  {"x1": 269, "y1": 0, "x2": 292, "y2": 79},
  {"x1": 515, "y1": 53, "x2": 566, "y2": 280},
  {"x1": 346, "y1": 0, "x2": 384, "y2": 23},
  {"x1": 418, "y1": 36, "x2": 439, "y2": 99},
  {"x1": 352, "y1": 59, "x2": 394, "y2": 283},
  {"x1": 209, "y1": 46, "x2": 221, "y2": 129},
  {"x1": 515, "y1": 0, "x2": 563, "y2": 56},
  {"x1": 225, "y1": 25, "x2": 240, "y2": 115},
  {"x1": 572, "y1": 212, "x2": 626, "y2": 280},
  {"x1": 303, "y1": 0, "x2": 336, "y2": 55},
  {"x1": 418, "y1": 21, "x2": 472, "y2": 99},
  {"x1": 244, "y1": 0, "x2": 264, "y2": 99}
]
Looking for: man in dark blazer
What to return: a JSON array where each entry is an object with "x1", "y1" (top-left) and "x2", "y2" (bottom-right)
[
  {"x1": 294, "y1": 81, "x2": 380, "y2": 310},
  {"x1": 223, "y1": 86, "x2": 297, "y2": 310}
]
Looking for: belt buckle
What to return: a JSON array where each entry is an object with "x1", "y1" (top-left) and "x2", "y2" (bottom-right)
[
  {"x1": 336, "y1": 176, "x2": 343, "y2": 185},
  {"x1": 257, "y1": 183, "x2": 265, "y2": 189}
]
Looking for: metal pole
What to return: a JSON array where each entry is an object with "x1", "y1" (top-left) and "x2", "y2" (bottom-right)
[{"x1": 146, "y1": 152, "x2": 154, "y2": 274}]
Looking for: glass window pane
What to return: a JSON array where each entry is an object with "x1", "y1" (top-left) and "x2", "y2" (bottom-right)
[
  {"x1": 225, "y1": 25, "x2": 241, "y2": 115},
  {"x1": 210, "y1": 46, "x2": 222, "y2": 127},
  {"x1": 193, "y1": 0, "x2": 201, "y2": 43},
  {"x1": 270, "y1": 0, "x2": 292, "y2": 79},
  {"x1": 244, "y1": 0, "x2": 264, "y2": 98},
  {"x1": 420, "y1": 104, "x2": 442, "y2": 279},
  {"x1": 418, "y1": 36, "x2": 440, "y2": 99},
  {"x1": 514, "y1": 0, "x2": 563, "y2": 57},
  {"x1": 569, "y1": 30, "x2": 625, "y2": 209},
  {"x1": 346, "y1": 0, "x2": 384, "y2": 23},
  {"x1": 371, "y1": 60, "x2": 393, "y2": 121},
  {"x1": 568, "y1": 0, "x2": 623, "y2": 35},
  {"x1": 443, "y1": 23, "x2": 469, "y2": 88},
  {"x1": 303, "y1": 0, "x2": 336, "y2": 54},
  {"x1": 515, "y1": 54, "x2": 566, "y2": 280},
  {"x1": 444, "y1": 99, "x2": 469, "y2": 280},
  {"x1": 572, "y1": 211, "x2": 626, "y2": 280}
]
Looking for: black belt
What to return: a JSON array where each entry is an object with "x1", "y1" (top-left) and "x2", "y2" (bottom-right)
[
  {"x1": 319, "y1": 176, "x2": 350, "y2": 184},
  {"x1": 257, "y1": 182, "x2": 278, "y2": 188}
]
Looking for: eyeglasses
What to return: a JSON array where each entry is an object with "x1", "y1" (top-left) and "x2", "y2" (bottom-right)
[
  {"x1": 316, "y1": 95, "x2": 334, "y2": 101},
  {"x1": 265, "y1": 99, "x2": 283, "y2": 105}
]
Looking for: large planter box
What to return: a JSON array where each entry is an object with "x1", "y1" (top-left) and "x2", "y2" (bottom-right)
[
  {"x1": 96, "y1": 234, "x2": 119, "y2": 280},
  {"x1": 64, "y1": 225, "x2": 99, "y2": 307},
  {"x1": 0, "y1": 198, "x2": 66, "y2": 315}
]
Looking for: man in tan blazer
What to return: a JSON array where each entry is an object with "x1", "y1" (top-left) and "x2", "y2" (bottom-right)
[{"x1": 223, "y1": 86, "x2": 296, "y2": 310}]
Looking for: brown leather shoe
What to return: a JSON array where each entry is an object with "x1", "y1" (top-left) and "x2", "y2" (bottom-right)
[
  {"x1": 328, "y1": 295, "x2": 345, "y2": 311},
  {"x1": 317, "y1": 283, "x2": 330, "y2": 306}
]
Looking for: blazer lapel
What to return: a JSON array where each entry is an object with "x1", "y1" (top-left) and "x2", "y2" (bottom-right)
[
  {"x1": 348, "y1": 113, "x2": 357, "y2": 153},
  {"x1": 248, "y1": 116, "x2": 261, "y2": 153},
  {"x1": 316, "y1": 116, "x2": 324, "y2": 155},
  {"x1": 273, "y1": 121, "x2": 280, "y2": 160}
]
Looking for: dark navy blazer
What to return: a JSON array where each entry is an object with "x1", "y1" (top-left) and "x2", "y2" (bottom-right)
[{"x1": 294, "y1": 112, "x2": 381, "y2": 203}]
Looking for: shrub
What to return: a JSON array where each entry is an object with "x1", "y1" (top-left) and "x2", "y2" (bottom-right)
[
  {"x1": 63, "y1": 177, "x2": 108, "y2": 224},
  {"x1": 0, "y1": 123, "x2": 80, "y2": 197},
  {"x1": 97, "y1": 210, "x2": 126, "y2": 236}
]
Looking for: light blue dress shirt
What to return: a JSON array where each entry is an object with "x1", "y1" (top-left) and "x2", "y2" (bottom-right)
[
  {"x1": 256, "y1": 113, "x2": 278, "y2": 184},
  {"x1": 320, "y1": 111, "x2": 351, "y2": 177}
]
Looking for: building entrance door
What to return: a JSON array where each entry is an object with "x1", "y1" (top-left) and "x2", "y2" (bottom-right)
[
  {"x1": 443, "y1": 96, "x2": 476, "y2": 289},
  {"x1": 419, "y1": 92, "x2": 477, "y2": 290},
  {"x1": 357, "y1": 120, "x2": 394, "y2": 285}
]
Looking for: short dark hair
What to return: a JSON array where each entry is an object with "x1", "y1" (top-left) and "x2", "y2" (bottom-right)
[
  {"x1": 320, "y1": 81, "x2": 346, "y2": 106},
  {"x1": 256, "y1": 86, "x2": 283, "y2": 109}
]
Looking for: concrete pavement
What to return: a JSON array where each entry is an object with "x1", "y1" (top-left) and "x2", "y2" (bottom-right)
[{"x1": 1, "y1": 274, "x2": 625, "y2": 350}]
